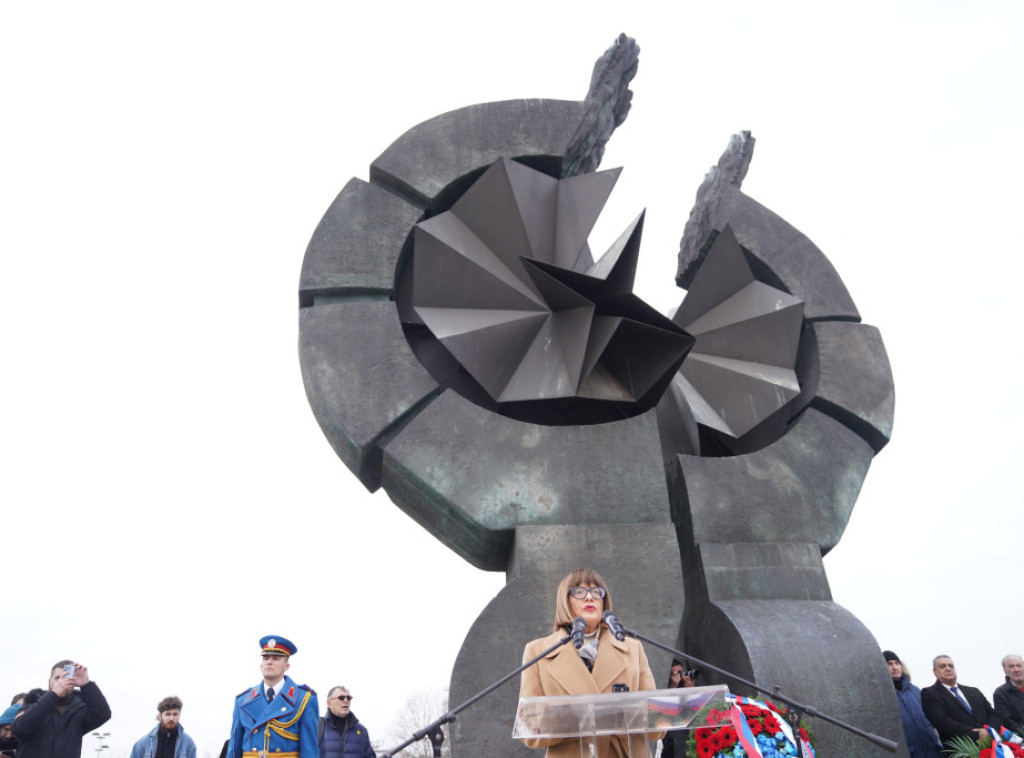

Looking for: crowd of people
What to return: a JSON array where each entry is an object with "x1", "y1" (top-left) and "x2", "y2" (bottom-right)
[
  {"x1": 4, "y1": 600, "x2": 1022, "y2": 758},
  {"x1": 885, "y1": 650, "x2": 1024, "y2": 756},
  {"x1": 0, "y1": 637, "x2": 376, "y2": 758},
  {"x1": 514, "y1": 567, "x2": 1024, "y2": 758}
]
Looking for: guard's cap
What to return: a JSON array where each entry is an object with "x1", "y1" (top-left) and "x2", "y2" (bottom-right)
[
  {"x1": 260, "y1": 635, "x2": 296, "y2": 657},
  {"x1": 0, "y1": 704, "x2": 21, "y2": 726}
]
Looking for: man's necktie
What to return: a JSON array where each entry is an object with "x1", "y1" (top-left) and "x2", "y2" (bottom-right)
[
  {"x1": 267, "y1": 687, "x2": 275, "y2": 703},
  {"x1": 951, "y1": 686, "x2": 973, "y2": 714}
]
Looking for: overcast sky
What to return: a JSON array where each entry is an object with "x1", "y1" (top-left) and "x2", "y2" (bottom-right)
[{"x1": 2, "y1": 2, "x2": 1022, "y2": 757}]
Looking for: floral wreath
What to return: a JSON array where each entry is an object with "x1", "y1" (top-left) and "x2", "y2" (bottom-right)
[
  {"x1": 686, "y1": 695, "x2": 816, "y2": 758},
  {"x1": 944, "y1": 727, "x2": 1024, "y2": 758}
]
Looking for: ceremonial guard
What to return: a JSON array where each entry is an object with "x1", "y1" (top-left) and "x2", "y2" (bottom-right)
[{"x1": 228, "y1": 635, "x2": 318, "y2": 758}]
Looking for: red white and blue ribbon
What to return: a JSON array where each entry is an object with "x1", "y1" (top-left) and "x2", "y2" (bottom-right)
[
  {"x1": 986, "y1": 725, "x2": 1017, "y2": 758},
  {"x1": 727, "y1": 696, "x2": 764, "y2": 758},
  {"x1": 727, "y1": 695, "x2": 815, "y2": 758}
]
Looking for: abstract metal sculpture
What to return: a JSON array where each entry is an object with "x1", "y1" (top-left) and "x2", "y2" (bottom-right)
[
  {"x1": 407, "y1": 157, "x2": 694, "y2": 420},
  {"x1": 298, "y1": 35, "x2": 899, "y2": 758}
]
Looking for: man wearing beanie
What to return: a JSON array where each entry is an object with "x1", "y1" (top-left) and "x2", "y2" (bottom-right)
[
  {"x1": 884, "y1": 651, "x2": 942, "y2": 757},
  {"x1": 0, "y1": 703, "x2": 21, "y2": 757}
]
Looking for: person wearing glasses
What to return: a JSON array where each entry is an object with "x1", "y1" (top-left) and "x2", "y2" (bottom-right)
[
  {"x1": 518, "y1": 568, "x2": 661, "y2": 758},
  {"x1": 317, "y1": 687, "x2": 375, "y2": 758},
  {"x1": 227, "y1": 635, "x2": 319, "y2": 758}
]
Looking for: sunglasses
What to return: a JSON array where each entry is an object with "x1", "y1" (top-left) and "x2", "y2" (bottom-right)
[{"x1": 331, "y1": 695, "x2": 353, "y2": 701}]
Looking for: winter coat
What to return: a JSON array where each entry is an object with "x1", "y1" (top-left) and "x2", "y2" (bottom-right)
[
  {"x1": 894, "y1": 676, "x2": 942, "y2": 758},
  {"x1": 318, "y1": 712, "x2": 375, "y2": 758},
  {"x1": 994, "y1": 679, "x2": 1024, "y2": 735},
  {"x1": 519, "y1": 626, "x2": 662, "y2": 758},
  {"x1": 11, "y1": 683, "x2": 111, "y2": 758}
]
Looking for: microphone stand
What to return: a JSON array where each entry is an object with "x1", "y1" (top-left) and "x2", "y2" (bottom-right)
[
  {"x1": 615, "y1": 622, "x2": 898, "y2": 755},
  {"x1": 380, "y1": 631, "x2": 576, "y2": 757}
]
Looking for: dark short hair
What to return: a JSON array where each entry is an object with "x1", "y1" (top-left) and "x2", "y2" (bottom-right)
[
  {"x1": 50, "y1": 660, "x2": 73, "y2": 674},
  {"x1": 10, "y1": 694, "x2": 25, "y2": 706},
  {"x1": 327, "y1": 686, "x2": 349, "y2": 698},
  {"x1": 158, "y1": 696, "x2": 182, "y2": 712}
]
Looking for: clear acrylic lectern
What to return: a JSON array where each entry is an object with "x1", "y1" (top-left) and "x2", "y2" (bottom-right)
[{"x1": 513, "y1": 685, "x2": 729, "y2": 757}]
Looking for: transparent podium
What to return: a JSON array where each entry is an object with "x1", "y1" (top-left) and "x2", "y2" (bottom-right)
[{"x1": 513, "y1": 685, "x2": 729, "y2": 757}]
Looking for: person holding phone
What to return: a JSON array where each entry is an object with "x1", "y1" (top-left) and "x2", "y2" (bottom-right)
[{"x1": 11, "y1": 660, "x2": 111, "y2": 758}]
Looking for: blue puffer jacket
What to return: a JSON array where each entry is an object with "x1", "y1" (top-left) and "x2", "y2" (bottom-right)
[
  {"x1": 318, "y1": 713, "x2": 375, "y2": 758},
  {"x1": 895, "y1": 676, "x2": 943, "y2": 758}
]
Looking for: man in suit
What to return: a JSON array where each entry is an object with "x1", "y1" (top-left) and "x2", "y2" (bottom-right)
[
  {"x1": 228, "y1": 636, "x2": 318, "y2": 758},
  {"x1": 921, "y1": 654, "x2": 1001, "y2": 745}
]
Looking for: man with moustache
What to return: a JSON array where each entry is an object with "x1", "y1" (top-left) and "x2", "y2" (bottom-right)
[
  {"x1": 10, "y1": 660, "x2": 111, "y2": 758},
  {"x1": 921, "y1": 654, "x2": 1001, "y2": 745},
  {"x1": 130, "y1": 696, "x2": 197, "y2": 758},
  {"x1": 228, "y1": 636, "x2": 318, "y2": 758},
  {"x1": 994, "y1": 655, "x2": 1024, "y2": 736}
]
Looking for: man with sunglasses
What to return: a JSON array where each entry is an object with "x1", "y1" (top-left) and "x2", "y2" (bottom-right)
[
  {"x1": 317, "y1": 687, "x2": 375, "y2": 758},
  {"x1": 228, "y1": 636, "x2": 319, "y2": 758}
]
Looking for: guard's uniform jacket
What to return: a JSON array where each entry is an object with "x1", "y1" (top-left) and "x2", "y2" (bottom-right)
[{"x1": 228, "y1": 676, "x2": 318, "y2": 758}]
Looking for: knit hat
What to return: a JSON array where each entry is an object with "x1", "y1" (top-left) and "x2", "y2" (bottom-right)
[
  {"x1": 0, "y1": 704, "x2": 21, "y2": 727},
  {"x1": 882, "y1": 650, "x2": 901, "y2": 663}
]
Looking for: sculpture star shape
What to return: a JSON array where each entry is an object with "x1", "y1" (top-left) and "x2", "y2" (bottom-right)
[{"x1": 409, "y1": 157, "x2": 694, "y2": 412}]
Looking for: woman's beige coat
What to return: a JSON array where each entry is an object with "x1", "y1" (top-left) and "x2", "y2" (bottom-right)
[{"x1": 518, "y1": 626, "x2": 662, "y2": 758}]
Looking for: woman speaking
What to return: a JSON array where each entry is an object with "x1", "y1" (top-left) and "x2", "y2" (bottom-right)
[{"x1": 518, "y1": 568, "x2": 661, "y2": 757}]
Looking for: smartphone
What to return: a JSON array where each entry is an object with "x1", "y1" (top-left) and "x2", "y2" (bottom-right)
[{"x1": 63, "y1": 664, "x2": 76, "y2": 679}]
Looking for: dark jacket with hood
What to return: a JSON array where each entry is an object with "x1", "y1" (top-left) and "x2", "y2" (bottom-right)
[{"x1": 12, "y1": 684, "x2": 112, "y2": 758}]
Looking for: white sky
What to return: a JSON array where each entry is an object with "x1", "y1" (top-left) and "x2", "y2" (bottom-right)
[{"x1": 1, "y1": 2, "x2": 1022, "y2": 757}]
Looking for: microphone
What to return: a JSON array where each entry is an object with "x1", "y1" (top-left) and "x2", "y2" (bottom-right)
[
  {"x1": 603, "y1": 610, "x2": 626, "y2": 641},
  {"x1": 571, "y1": 617, "x2": 586, "y2": 649}
]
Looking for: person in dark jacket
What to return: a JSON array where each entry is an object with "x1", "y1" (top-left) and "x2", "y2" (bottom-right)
[
  {"x1": 660, "y1": 660, "x2": 696, "y2": 758},
  {"x1": 318, "y1": 686, "x2": 375, "y2": 758},
  {"x1": 994, "y1": 654, "x2": 1024, "y2": 736},
  {"x1": 11, "y1": 660, "x2": 111, "y2": 758},
  {"x1": 884, "y1": 651, "x2": 942, "y2": 758}
]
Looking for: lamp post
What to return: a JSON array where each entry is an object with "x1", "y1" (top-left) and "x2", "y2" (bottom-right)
[{"x1": 91, "y1": 731, "x2": 110, "y2": 758}]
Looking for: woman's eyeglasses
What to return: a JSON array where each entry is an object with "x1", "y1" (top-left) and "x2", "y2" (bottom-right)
[{"x1": 568, "y1": 586, "x2": 607, "y2": 600}]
